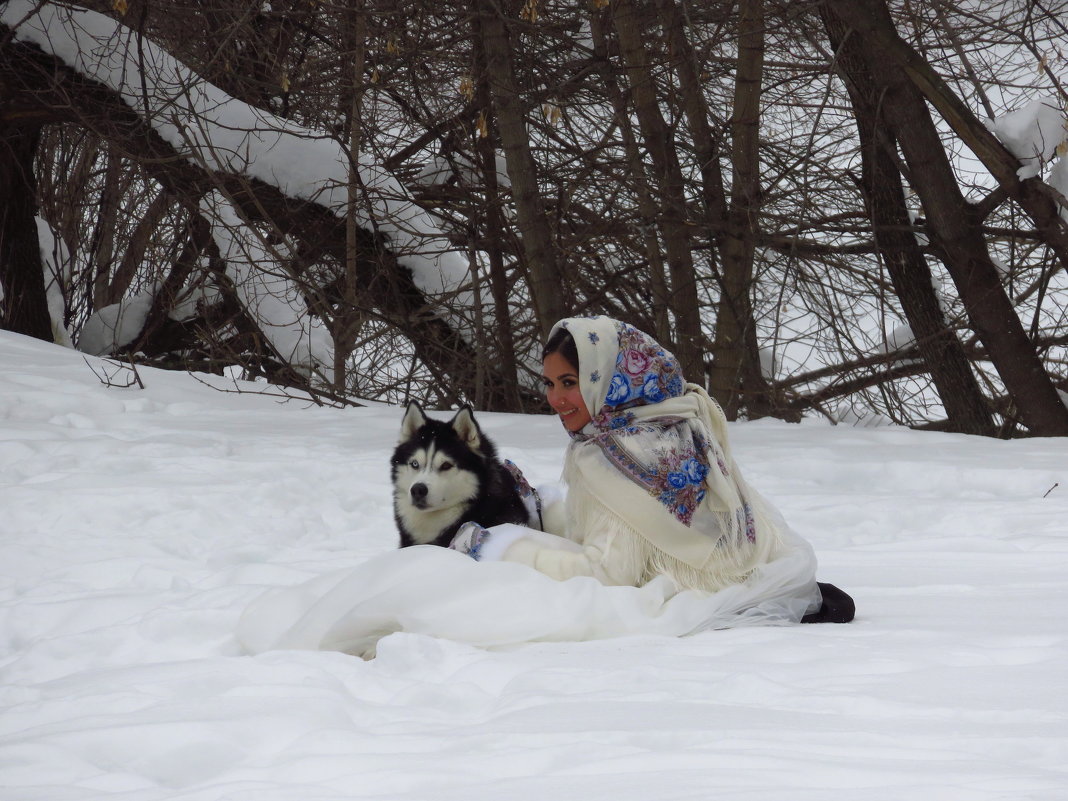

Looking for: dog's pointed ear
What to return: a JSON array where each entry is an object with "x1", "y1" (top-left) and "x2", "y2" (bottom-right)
[
  {"x1": 399, "y1": 401, "x2": 427, "y2": 442},
  {"x1": 450, "y1": 406, "x2": 482, "y2": 449}
]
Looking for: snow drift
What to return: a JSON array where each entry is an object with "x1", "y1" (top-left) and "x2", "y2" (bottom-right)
[{"x1": 2, "y1": 330, "x2": 1066, "y2": 799}]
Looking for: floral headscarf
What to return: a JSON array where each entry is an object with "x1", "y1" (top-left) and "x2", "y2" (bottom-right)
[{"x1": 551, "y1": 316, "x2": 749, "y2": 535}]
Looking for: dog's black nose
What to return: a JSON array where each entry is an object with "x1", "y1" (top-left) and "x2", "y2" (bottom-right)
[{"x1": 410, "y1": 483, "x2": 428, "y2": 502}]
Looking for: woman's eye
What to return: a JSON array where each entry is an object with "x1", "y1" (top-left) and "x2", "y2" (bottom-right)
[{"x1": 440, "y1": 462, "x2": 453, "y2": 471}]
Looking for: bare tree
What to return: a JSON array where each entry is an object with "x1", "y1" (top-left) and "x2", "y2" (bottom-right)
[
  {"x1": 819, "y1": 2, "x2": 995, "y2": 436},
  {"x1": 825, "y1": 0, "x2": 1068, "y2": 436},
  {"x1": 473, "y1": 0, "x2": 569, "y2": 338},
  {"x1": 607, "y1": 0, "x2": 704, "y2": 380},
  {"x1": 3, "y1": 0, "x2": 1066, "y2": 435},
  {"x1": 707, "y1": 0, "x2": 773, "y2": 418}
]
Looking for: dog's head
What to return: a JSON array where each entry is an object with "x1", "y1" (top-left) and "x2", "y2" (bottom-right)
[{"x1": 391, "y1": 402, "x2": 486, "y2": 515}]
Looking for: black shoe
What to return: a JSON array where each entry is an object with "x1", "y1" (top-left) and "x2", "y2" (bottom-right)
[{"x1": 801, "y1": 582, "x2": 855, "y2": 624}]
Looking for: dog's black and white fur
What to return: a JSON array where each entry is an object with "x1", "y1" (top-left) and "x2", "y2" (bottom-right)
[{"x1": 391, "y1": 402, "x2": 533, "y2": 548}]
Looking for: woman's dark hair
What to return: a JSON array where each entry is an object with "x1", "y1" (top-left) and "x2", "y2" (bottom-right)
[{"x1": 543, "y1": 326, "x2": 579, "y2": 371}]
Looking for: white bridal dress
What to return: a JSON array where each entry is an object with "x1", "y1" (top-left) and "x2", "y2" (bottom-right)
[{"x1": 237, "y1": 523, "x2": 820, "y2": 659}]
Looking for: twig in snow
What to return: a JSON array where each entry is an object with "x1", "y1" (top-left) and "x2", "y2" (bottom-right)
[{"x1": 84, "y1": 356, "x2": 144, "y2": 390}]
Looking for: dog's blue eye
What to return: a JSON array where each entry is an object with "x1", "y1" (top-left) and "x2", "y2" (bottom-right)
[
  {"x1": 409, "y1": 459, "x2": 420, "y2": 469},
  {"x1": 440, "y1": 462, "x2": 453, "y2": 471}
]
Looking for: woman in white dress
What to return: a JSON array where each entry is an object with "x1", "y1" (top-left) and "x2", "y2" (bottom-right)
[
  {"x1": 449, "y1": 316, "x2": 852, "y2": 624},
  {"x1": 238, "y1": 316, "x2": 850, "y2": 660}
]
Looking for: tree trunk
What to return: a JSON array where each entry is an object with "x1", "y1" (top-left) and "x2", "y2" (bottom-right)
[
  {"x1": 91, "y1": 145, "x2": 124, "y2": 308},
  {"x1": 473, "y1": 0, "x2": 568, "y2": 339},
  {"x1": 611, "y1": 0, "x2": 703, "y2": 381},
  {"x1": 472, "y1": 14, "x2": 522, "y2": 411},
  {"x1": 336, "y1": 0, "x2": 369, "y2": 394},
  {"x1": 589, "y1": 8, "x2": 672, "y2": 347},
  {"x1": 825, "y1": 0, "x2": 1068, "y2": 436},
  {"x1": 706, "y1": 0, "x2": 772, "y2": 418},
  {"x1": 820, "y1": 4, "x2": 996, "y2": 437},
  {"x1": 0, "y1": 123, "x2": 53, "y2": 342}
]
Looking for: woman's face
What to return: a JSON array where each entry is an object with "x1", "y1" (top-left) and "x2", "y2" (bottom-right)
[{"x1": 542, "y1": 351, "x2": 592, "y2": 432}]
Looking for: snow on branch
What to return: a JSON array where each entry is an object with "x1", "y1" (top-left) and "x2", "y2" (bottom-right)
[
  {"x1": 985, "y1": 96, "x2": 1068, "y2": 180},
  {"x1": 1, "y1": 0, "x2": 472, "y2": 299},
  {"x1": 34, "y1": 216, "x2": 74, "y2": 349},
  {"x1": 198, "y1": 190, "x2": 333, "y2": 380}
]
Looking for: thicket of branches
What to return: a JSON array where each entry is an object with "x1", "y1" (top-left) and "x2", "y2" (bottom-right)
[{"x1": 1, "y1": 0, "x2": 1067, "y2": 436}]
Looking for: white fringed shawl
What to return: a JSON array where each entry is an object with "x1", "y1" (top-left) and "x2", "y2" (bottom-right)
[{"x1": 554, "y1": 317, "x2": 783, "y2": 584}]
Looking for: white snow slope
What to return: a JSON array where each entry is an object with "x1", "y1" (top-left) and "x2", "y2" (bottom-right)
[{"x1": 1, "y1": 330, "x2": 1066, "y2": 800}]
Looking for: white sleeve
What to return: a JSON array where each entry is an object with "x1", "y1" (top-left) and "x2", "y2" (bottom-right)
[
  {"x1": 470, "y1": 523, "x2": 554, "y2": 562},
  {"x1": 535, "y1": 482, "x2": 569, "y2": 537},
  {"x1": 499, "y1": 499, "x2": 647, "y2": 586}
]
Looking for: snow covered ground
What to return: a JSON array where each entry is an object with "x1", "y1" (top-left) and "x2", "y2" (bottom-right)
[{"x1": 1, "y1": 330, "x2": 1066, "y2": 800}]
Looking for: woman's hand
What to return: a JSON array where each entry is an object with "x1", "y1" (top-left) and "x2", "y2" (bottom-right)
[{"x1": 448, "y1": 522, "x2": 492, "y2": 560}]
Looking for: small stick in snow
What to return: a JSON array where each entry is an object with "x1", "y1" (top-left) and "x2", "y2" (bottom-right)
[
  {"x1": 126, "y1": 354, "x2": 146, "y2": 390},
  {"x1": 83, "y1": 356, "x2": 144, "y2": 390}
]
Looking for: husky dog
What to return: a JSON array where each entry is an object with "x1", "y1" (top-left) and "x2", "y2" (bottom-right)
[{"x1": 391, "y1": 402, "x2": 535, "y2": 548}]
